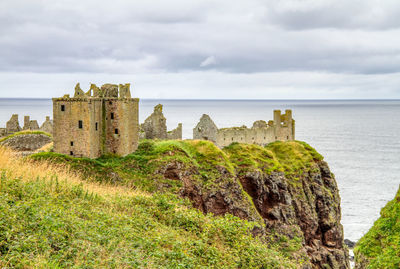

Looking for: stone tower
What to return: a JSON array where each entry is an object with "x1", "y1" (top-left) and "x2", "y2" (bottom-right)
[{"x1": 53, "y1": 83, "x2": 139, "y2": 158}]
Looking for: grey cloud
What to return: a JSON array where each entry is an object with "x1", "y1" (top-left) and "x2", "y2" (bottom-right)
[
  {"x1": 0, "y1": 0, "x2": 400, "y2": 76},
  {"x1": 263, "y1": 0, "x2": 400, "y2": 30}
]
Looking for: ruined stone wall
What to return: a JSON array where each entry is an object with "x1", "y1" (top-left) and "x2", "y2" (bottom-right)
[
  {"x1": 216, "y1": 126, "x2": 276, "y2": 147},
  {"x1": 194, "y1": 110, "x2": 295, "y2": 148},
  {"x1": 53, "y1": 83, "x2": 139, "y2": 158},
  {"x1": 6, "y1": 114, "x2": 21, "y2": 133},
  {"x1": 40, "y1": 116, "x2": 53, "y2": 134},
  {"x1": 141, "y1": 104, "x2": 182, "y2": 140},
  {"x1": 273, "y1": 109, "x2": 295, "y2": 141},
  {"x1": 2, "y1": 114, "x2": 53, "y2": 136},
  {"x1": 193, "y1": 114, "x2": 218, "y2": 143},
  {"x1": 167, "y1": 123, "x2": 182, "y2": 140}
]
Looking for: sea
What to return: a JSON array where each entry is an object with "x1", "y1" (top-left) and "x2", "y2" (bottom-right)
[{"x1": 1, "y1": 98, "x2": 399, "y2": 242}]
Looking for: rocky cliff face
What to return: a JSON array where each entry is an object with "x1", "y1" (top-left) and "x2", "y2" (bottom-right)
[
  {"x1": 32, "y1": 140, "x2": 349, "y2": 268},
  {"x1": 157, "y1": 141, "x2": 349, "y2": 268}
]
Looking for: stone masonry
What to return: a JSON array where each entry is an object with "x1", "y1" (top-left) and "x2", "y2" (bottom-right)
[
  {"x1": 52, "y1": 83, "x2": 139, "y2": 158},
  {"x1": 193, "y1": 110, "x2": 295, "y2": 147},
  {"x1": 0, "y1": 114, "x2": 53, "y2": 138},
  {"x1": 140, "y1": 104, "x2": 182, "y2": 140}
]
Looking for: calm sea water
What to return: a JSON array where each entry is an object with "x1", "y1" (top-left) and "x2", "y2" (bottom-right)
[{"x1": 1, "y1": 98, "x2": 399, "y2": 242}]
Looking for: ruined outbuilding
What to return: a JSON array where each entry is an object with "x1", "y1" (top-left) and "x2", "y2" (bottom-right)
[
  {"x1": 193, "y1": 110, "x2": 295, "y2": 147},
  {"x1": 52, "y1": 83, "x2": 139, "y2": 158},
  {"x1": 0, "y1": 114, "x2": 53, "y2": 138},
  {"x1": 140, "y1": 104, "x2": 182, "y2": 140}
]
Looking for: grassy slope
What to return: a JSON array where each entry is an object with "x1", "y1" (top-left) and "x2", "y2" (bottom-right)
[
  {"x1": 0, "y1": 130, "x2": 52, "y2": 143},
  {"x1": 0, "y1": 144, "x2": 298, "y2": 268},
  {"x1": 354, "y1": 187, "x2": 400, "y2": 269},
  {"x1": 27, "y1": 140, "x2": 325, "y2": 266}
]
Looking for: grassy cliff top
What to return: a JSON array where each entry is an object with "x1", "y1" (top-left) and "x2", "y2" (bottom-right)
[
  {"x1": 355, "y1": 186, "x2": 400, "y2": 268},
  {"x1": 0, "y1": 145, "x2": 298, "y2": 268},
  {"x1": 0, "y1": 130, "x2": 52, "y2": 143},
  {"x1": 17, "y1": 140, "x2": 327, "y2": 267},
  {"x1": 31, "y1": 140, "x2": 323, "y2": 191}
]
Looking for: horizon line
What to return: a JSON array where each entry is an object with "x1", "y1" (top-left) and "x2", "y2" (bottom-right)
[{"x1": 0, "y1": 97, "x2": 400, "y2": 101}]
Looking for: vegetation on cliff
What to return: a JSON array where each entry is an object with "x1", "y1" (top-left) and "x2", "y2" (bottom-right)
[
  {"x1": 0, "y1": 145, "x2": 297, "y2": 268},
  {"x1": 354, "y1": 186, "x2": 400, "y2": 269},
  {"x1": 0, "y1": 130, "x2": 51, "y2": 143},
  {"x1": 1, "y1": 140, "x2": 348, "y2": 268}
]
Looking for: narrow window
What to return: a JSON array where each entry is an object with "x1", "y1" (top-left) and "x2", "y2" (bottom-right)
[
  {"x1": 70, "y1": 141, "x2": 74, "y2": 146},
  {"x1": 70, "y1": 151, "x2": 73, "y2": 156},
  {"x1": 275, "y1": 136, "x2": 277, "y2": 139},
  {"x1": 264, "y1": 137, "x2": 266, "y2": 140},
  {"x1": 78, "y1": 120, "x2": 83, "y2": 129},
  {"x1": 61, "y1": 105, "x2": 65, "y2": 111},
  {"x1": 287, "y1": 136, "x2": 289, "y2": 139},
  {"x1": 111, "y1": 113, "x2": 114, "y2": 119},
  {"x1": 95, "y1": 122, "x2": 98, "y2": 131},
  {"x1": 231, "y1": 137, "x2": 233, "y2": 141},
  {"x1": 115, "y1": 128, "x2": 119, "y2": 134},
  {"x1": 109, "y1": 101, "x2": 112, "y2": 105}
]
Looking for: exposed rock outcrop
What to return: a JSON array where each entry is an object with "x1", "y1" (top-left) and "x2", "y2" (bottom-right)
[
  {"x1": 35, "y1": 139, "x2": 349, "y2": 268},
  {"x1": 157, "y1": 141, "x2": 349, "y2": 268},
  {"x1": 0, "y1": 133, "x2": 52, "y2": 155}
]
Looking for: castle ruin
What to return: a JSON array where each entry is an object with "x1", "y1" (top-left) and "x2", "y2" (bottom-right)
[
  {"x1": 140, "y1": 104, "x2": 182, "y2": 140},
  {"x1": 193, "y1": 110, "x2": 295, "y2": 147},
  {"x1": 52, "y1": 83, "x2": 139, "y2": 158},
  {"x1": 0, "y1": 114, "x2": 53, "y2": 138}
]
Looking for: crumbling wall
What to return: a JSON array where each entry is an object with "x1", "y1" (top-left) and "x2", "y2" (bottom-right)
[
  {"x1": 167, "y1": 123, "x2": 182, "y2": 140},
  {"x1": 193, "y1": 110, "x2": 295, "y2": 148},
  {"x1": 40, "y1": 116, "x2": 53, "y2": 134},
  {"x1": 193, "y1": 114, "x2": 218, "y2": 143},
  {"x1": 141, "y1": 104, "x2": 167, "y2": 139},
  {"x1": 141, "y1": 104, "x2": 182, "y2": 140},
  {"x1": 6, "y1": 114, "x2": 21, "y2": 133},
  {"x1": 3, "y1": 114, "x2": 53, "y2": 136},
  {"x1": 22, "y1": 116, "x2": 40, "y2": 131}
]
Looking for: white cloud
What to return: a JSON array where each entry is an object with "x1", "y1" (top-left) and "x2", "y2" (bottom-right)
[
  {"x1": 0, "y1": 0, "x2": 399, "y2": 98},
  {"x1": 200, "y1": 56, "x2": 217, "y2": 67}
]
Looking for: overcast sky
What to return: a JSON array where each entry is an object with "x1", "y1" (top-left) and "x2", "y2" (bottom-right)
[{"x1": 0, "y1": 0, "x2": 400, "y2": 99}]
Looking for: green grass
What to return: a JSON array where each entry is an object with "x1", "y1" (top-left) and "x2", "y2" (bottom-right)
[
  {"x1": 23, "y1": 140, "x2": 329, "y2": 267},
  {"x1": 223, "y1": 140, "x2": 323, "y2": 179},
  {"x1": 0, "y1": 169, "x2": 296, "y2": 268},
  {"x1": 0, "y1": 130, "x2": 52, "y2": 143},
  {"x1": 354, "y1": 186, "x2": 400, "y2": 269}
]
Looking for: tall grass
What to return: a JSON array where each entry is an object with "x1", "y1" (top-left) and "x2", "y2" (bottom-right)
[
  {"x1": 0, "y1": 146, "x2": 148, "y2": 199},
  {"x1": 0, "y1": 145, "x2": 298, "y2": 268}
]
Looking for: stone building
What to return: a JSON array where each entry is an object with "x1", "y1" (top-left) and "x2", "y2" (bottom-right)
[
  {"x1": 140, "y1": 104, "x2": 182, "y2": 140},
  {"x1": 0, "y1": 114, "x2": 53, "y2": 138},
  {"x1": 40, "y1": 116, "x2": 53, "y2": 134},
  {"x1": 23, "y1": 116, "x2": 39, "y2": 131},
  {"x1": 6, "y1": 114, "x2": 21, "y2": 133},
  {"x1": 193, "y1": 109, "x2": 295, "y2": 147},
  {"x1": 52, "y1": 83, "x2": 139, "y2": 158}
]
